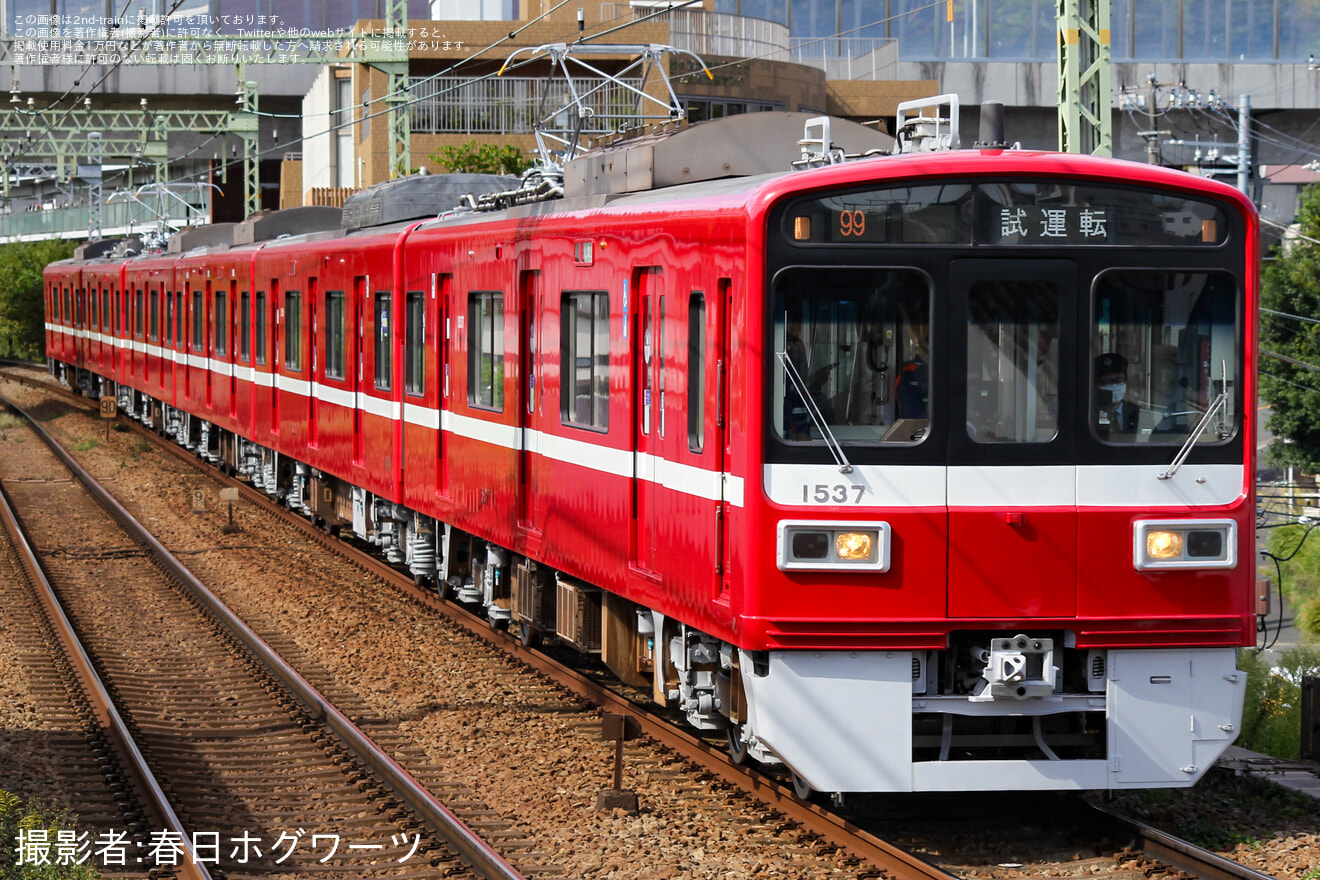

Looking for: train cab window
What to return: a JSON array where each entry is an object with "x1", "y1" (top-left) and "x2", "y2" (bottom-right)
[
  {"x1": 688, "y1": 292, "x2": 705, "y2": 453},
  {"x1": 1091, "y1": 270, "x2": 1239, "y2": 445},
  {"x1": 241, "y1": 291, "x2": 251, "y2": 361},
  {"x1": 325, "y1": 291, "x2": 346, "y2": 379},
  {"x1": 215, "y1": 290, "x2": 227, "y2": 356},
  {"x1": 772, "y1": 267, "x2": 930, "y2": 445},
  {"x1": 405, "y1": 291, "x2": 424, "y2": 396},
  {"x1": 285, "y1": 291, "x2": 302, "y2": 371},
  {"x1": 374, "y1": 291, "x2": 392, "y2": 391},
  {"x1": 256, "y1": 292, "x2": 267, "y2": 365},
  {"x1": 965, "y1": 280, "x2": 1060, "y2": 444},
  {"x1": 191, "y1": 290, "x2": 203, "y2": 351},
  {"x1": 561, "y1": 291, "x2": 609, "y2": 430},
  {"x1": 469, "y1": 291, "x2": 504, "y2": 411}
]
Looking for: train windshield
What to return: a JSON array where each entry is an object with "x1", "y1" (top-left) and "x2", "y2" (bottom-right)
[
  {"x1": 772, "y1": 267, "x2": 932, "y2": 445},
  {"x1": 1091, "y1": 270, "x2": 1238, "y2": 445}
]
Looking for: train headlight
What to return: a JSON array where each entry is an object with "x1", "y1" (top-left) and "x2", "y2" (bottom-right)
[
  {"x1": 1146, "y1": 530, "x2": 1183, "y2": 559},
  {"x1": 835, "y1": 532, "x2": 874, "y2": 560},
  {"x1": 1134, "y1": 519, "x2": 1236, "y2": 571},
  {"x1": 778, "y1": 521, "x2": 890, "y2": 572}
]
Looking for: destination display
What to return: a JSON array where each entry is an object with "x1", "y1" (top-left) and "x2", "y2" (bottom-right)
[{"x1": 789, "y1": 181, "x2": 1229, "y2": 247}]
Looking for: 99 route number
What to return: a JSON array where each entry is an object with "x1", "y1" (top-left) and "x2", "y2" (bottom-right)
[{"x1": 802, "y1": 483, "x2": 867, "y2": 504}]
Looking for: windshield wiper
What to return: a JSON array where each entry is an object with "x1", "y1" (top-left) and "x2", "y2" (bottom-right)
[
  {"x1": 777, "y1": 350, "x2": 852, "y2": 474},
  {"x1": 1158, "y1": 390, "x2": 1228, "y2": 481}
]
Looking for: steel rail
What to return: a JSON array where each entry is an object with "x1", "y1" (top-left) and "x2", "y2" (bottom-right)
[
  {"x1": 0, "y1": 427, "x2": 213, "y2": 880},
  {"x1": 1, "y1": 393, "x2": 528, "y2": 880},
  {"x1": 1089, "y1": 804, "x2": 1282, "y2": 880},
  {"x1": 90, "y1": 407, "x2": 957, "y2": 880}
]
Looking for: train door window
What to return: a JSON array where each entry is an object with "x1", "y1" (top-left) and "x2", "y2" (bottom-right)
[
  {"x1": 1091, "y1": 270, "x2": 1239, "y2": 445},
  {"x1": 406, "y1": 290, "x2": 424, "y2": 396},
  {"x1": 175, "y1": 292, "x2": 183, "y2": 346},
  {"x1": 965, "y1": 280, "x2": 1059, "y2": 444},
  {"x1": 255, "y1": 292, "x2": 267, "y2": 365},
  {"x1": 658, "y1": 296, "x2": 666, "y2": 438},
  {"x1": 374, "y1": 291, "x2": 392, "y2": 391},
  {"x1": 240, "y1": 291, "x2": 251, "y2": 361},
  {"x1": 215, "y1": 289, "x2": 228, "y2": 356},
  {"x1": 192, "y1": 290, "x2": 203, "y2": 351},
  {"x1": 149, "y1": 289, "x2": 158, "y2": 341},
  {"x1": 102, "y1": 290, "x2": 111, "y2": 333},
  {"x1": 326, "y1": 291, "x2": 346, "y2": 379},
  {"x1": 688, "y1": 292, "x2": 706, "y2": 453},
  {"x1": 560, "y1": 291, "x2": 609, "y2": 430},
  {"x1": 165, "y1": 292, "x2": 173, "y2": 345},
  {"x1": 285, "y1": 291, "x2": 303, "y2": 371},
  {"x1": 135, "y1": 289, "x2": 144, "y2": 340},
  {"x1": 468, "y1": 291, "x2": 504, "y2": 411},
  {"x1": 63, "y1": 289, "x2": 71, "y2": 326}
]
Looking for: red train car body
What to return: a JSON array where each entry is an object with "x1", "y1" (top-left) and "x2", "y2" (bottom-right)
[{"x1": 45, "y1": 112, "x2": 1259, "y2": 795}]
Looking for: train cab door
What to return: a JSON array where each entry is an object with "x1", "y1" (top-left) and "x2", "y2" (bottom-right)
[
  {"x1": 631, "y1": 268, "x2": 663, "y2": 578},
  {"x1": 516, "y1": 270, "x2": 545, "y2": 545},
  {"x1": 945, "y1": 259, "x2": 1078, "y2": 619}
]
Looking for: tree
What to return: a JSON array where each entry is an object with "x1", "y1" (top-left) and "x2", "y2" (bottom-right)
[
  {"x1": 0, "y1": 238, "x2": 76, "y2": 360},
  {"x1": 428, "y1": 140, "x2": 532, "y2": 176},
  {"x1": 1260, "y1": 183, "x2": 1320, "y2": 472}
]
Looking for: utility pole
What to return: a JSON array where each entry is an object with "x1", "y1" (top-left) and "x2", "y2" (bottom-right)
[
  {"x1": 1147, "y1": 74, "x2": 1159, "y2": 164},
  {"x1": 1057, "y1": 0, "x2": 1112, "y2": 156},
  {"x1": 1237, "y1": 93, "x2": 1251, "y2": 196}
]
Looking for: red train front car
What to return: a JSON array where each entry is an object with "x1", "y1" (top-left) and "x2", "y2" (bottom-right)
[{"x1": 44, "y1": 109, "x2": 1257, "y2": 796}]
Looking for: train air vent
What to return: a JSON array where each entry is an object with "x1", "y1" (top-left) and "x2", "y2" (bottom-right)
[
  {"x1": 341, "y1": 173, "x2": 517, "y2": 230},
  {"x1": 912, "y1": 652, "x2": 928, "y2": 695},
  {"x1": 555, "y1": 575, "x2": 602, "y2": 653},
  {"x1": 1087, "y1": 650, "x2": 1107, "y2": 693}
]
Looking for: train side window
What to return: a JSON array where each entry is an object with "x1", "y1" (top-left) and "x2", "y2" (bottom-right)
[
  {"x1": 405, "y1": 290, "x2": 424, "y2": 396},
  {"x1": 285, "y1": 291, "x2": 303, "y2": 371},
  {"x1": 215, "y1": 289, "x2": 228, "y2": 356},
  {"x1": 325, "y1": 291, "x2": 346, "y2": 379},
  {"x1": 468, "y1": 291, "x2": 504, "y2": 411},
  {"x1": 560, "y1": 291, "x2": 609, "y2": 431},
  {"x1": 240, "y1": 291, "x2": 251, "y2": 361},
  {"x1": 688, "y1": 292, "x2": 706, "y2": 453},
  {"x1": 374, "y1": 291, "x2": 392, "y2": 391},
  {"x1": 255, "y1": 292, "x2": 267, "y2": 365},
  {"x1": 191, "y1": 290, "x2": 203, "y2": 351}
]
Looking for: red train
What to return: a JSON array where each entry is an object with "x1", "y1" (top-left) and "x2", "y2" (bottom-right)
[{"x1": 44, "y1": 109, "x2": 1258, "y2": 796}]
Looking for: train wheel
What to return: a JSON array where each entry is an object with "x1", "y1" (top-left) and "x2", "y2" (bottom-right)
[
  {"x1": 726, "y1": 725, "x2": 749, "y2": 765},
  {"x1": 517, "y1": 621, "x2": 539, "y2": 648},
  {"x1": 791, "y1": 773, "x2": 814, "y2": 802}
]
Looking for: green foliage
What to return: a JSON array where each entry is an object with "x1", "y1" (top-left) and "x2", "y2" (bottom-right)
[
  {"x1": 1237, "y1": 645, "x2": 1320, "y2": 760},
  {"x1": 0, "y1": 790, "x2": 99, "y2": 879},
  {"x1": 1261, "y1": 183, "x2": 1320, "y2": 472},
  {"x1": 0, "y1": 239, "x2": 76, "y2": 360},
  {"x1": 428, "y1": 140, "x2": 531, "y2": 176},
  {"x1": 1266, "y1": 524, "x2": 1320, "y2": 640}
]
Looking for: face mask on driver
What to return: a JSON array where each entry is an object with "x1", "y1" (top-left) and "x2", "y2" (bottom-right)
[{"x1": 1100, "y1": 383, "x2": 1126, "y2": 402}]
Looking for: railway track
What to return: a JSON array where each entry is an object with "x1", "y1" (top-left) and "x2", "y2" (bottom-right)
[
  {"x1": 0, "y1": 390, "x2": 533, "y2": 880},
  {"x1": 0, "y1": 369, "x2": 1304, "y2": 880}
]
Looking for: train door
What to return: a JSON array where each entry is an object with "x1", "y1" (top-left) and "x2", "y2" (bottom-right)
[
  {"x1": 353, "y1": 275, "x2": 366, "y2": 464},
  {"x1": 946, "y1": 259, "x2": 1078, "y2": 618},
  {"x1": 271, "y1": 279, "x2": 281, "y2": 434},
  {"x1": 230, "y1": 280, "x2": 239, "y2": 419},
  {"x1": 205, "y1": 280, "x2": 214, "y2": 408},
  {"x1": 436, "y1": 273, "x2": 451, "y2": 498},
  {"x1": 517, "y1": 269, "x2": 544, "y2": 539},
  {"x1": 632, "y1": 268, "x2": 663, "y2": 577},
  {"x1": 309, "y1": 277, "x2": 319, "y2": 446}
]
